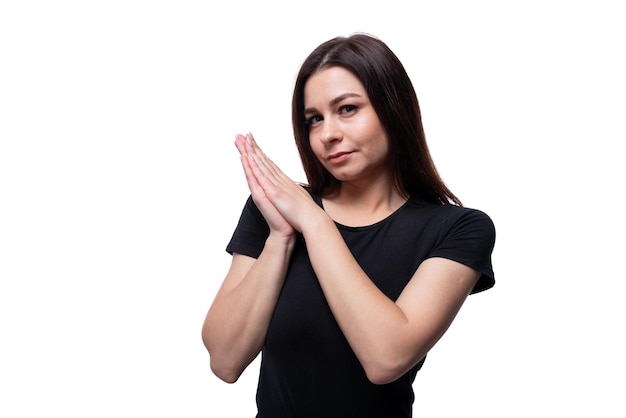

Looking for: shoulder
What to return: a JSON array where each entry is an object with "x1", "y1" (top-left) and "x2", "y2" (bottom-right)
[
  {"x1": 445, "y1": 204, "x2": 496, "y2": 238},
  {"x1": 405, "y1": 199, "x2": 496, "y2": 293},
  {"x1": 404, "y1": 198, "x2": 495, "y2": 237}
]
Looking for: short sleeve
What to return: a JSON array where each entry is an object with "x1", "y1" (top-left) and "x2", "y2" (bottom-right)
[
  {"x1": 430, "y1": 208, "x2": 496, "y2": 294},
  {"x1": 225, "y1": 195, "x2": 270, "y2": 258}
]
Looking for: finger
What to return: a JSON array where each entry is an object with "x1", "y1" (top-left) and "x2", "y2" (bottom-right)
[
  {"x1": 234, "y1": 134, "x2": 248, "y2": 156},
  {"x1": 235, "y1": 134, "x2": 264, "y2": 195},
  {"x1": 245, "y1": 144, "x2": 287, "y2": 196},
  {"x1": 245, "y1": 133, "x2": 284, "y2": 181},
  {"x1": 240, "y1": 153, "x2": 265, "y2": 198},
  {"x1": 245, "y1": 133, "x2": 265, "y2": 163},
  {"x1": 245, "y1": 133, "x2": 270, "y2": 164}
]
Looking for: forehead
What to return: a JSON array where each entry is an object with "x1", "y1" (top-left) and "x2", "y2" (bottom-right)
[{"x1": 304, "y1": 67, "x2": 366, "y2": 104}]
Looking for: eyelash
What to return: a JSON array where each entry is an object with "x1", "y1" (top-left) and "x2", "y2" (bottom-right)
[{"x1": 305, "y1": 105, "x2": 358, "y2": 127}]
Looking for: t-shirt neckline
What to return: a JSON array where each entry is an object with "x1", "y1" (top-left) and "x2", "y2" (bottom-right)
[{"x1": 313, "y1": 194, "x2": 412, "y2": 231}]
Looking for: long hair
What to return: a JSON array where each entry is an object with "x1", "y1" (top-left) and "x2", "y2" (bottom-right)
[{"x1": 291, "y1": 33, "x2": 461, "y2": 206}]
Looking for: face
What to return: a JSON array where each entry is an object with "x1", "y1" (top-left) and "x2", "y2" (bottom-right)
[{"x1": 304, "y1": 66, "x2": 390, "y2": 185}]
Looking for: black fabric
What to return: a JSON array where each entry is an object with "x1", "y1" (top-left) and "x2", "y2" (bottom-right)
[{"x1": 226, "y1": 194, "x2": 496, "y2": 418}]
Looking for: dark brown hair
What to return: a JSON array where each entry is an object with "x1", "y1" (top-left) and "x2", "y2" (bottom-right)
[{"x1": 291, "y1": 33, "x2": 461, "y2": 206}]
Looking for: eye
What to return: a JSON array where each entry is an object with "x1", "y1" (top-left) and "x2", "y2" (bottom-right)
[
  {"x1": 305, "y1": 114, "x2": 323, "y2": 127},
  {"x1": 339, "y1": 104, "x2": 358, "y2": 114}
]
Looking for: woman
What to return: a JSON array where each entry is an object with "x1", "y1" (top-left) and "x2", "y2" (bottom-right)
[{"x1": 202, "y1": 33, "x2": 496, "y2": 417}]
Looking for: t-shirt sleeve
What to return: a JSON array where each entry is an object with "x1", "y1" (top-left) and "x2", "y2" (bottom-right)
[
  {"x1": 225, "y1": 195, "x2": 270, "y2": 258},
  {"x1": 429, "y1": 208, "x2": 496, "y2": 294}
]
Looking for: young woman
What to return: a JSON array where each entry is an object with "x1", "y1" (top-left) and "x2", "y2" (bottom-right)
[{"x1": 202, "y1": 33, "x2": 496, "y2": 417}]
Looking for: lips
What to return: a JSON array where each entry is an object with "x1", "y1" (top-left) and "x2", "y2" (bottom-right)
[{"x1": 327, "y1": 151, "x2": 352, "y2": 163}]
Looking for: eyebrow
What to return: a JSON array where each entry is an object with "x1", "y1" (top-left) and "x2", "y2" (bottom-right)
[{"x1": 304, "y1": 92, "x2": 362, "y2": 115}]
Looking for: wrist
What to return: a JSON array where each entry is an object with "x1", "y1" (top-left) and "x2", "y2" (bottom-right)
[
  {"x1": 266, "y1": 231, "x2": 297, "y2": 254},
  {"x1": 300, "y1": 208, "x2": 334, "y2": 237}
]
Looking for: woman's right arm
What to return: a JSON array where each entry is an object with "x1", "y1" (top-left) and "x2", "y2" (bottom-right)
[{"x1": 201, "y1": 233, "x2": 295, "y2": 383}]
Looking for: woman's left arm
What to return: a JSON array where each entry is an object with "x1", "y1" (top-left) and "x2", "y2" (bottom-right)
[{"x1": 303, "y1": 216, "x2": 480, "y2": 385}]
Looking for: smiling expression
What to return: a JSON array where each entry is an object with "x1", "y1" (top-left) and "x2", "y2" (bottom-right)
[{"x1": 304, "y1": 66, "x2": 391, "y2": 185}]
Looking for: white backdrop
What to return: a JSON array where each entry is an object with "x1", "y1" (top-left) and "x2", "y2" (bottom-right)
[{"x1": 1, "y1": 1, "x2": 624, "y2": 416}]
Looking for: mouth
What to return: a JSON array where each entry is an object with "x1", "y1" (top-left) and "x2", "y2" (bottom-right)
[{"x1": 327, "y1": 151, "x2": 352, "y2": 163}]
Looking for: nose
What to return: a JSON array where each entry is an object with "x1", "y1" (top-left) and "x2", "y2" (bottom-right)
[{"x1": 318, "y1": 116, "x2": 341, "y2": 145}]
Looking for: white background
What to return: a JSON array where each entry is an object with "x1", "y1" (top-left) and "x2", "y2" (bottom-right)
[{"x1": 1, "y1": 1, "x2": 625, "y2": 416}]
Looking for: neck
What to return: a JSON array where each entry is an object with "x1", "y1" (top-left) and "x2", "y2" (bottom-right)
[{"x1": 322, "y1": 180, "x2": 408, "y2": 227}]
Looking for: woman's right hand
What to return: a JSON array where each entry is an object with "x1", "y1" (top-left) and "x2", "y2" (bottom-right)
[{"x1": 234, "y1": 133, "x2": 295, "y2": 239}]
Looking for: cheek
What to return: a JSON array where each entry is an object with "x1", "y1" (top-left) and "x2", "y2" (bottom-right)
[
  {"x1": 370, "y1": 129, "x2": 392, "y2": 164},
  {"x1": 353, "y1": 112, "x2": 384, "y2": 140},
  {"x1": 308, "y1": 136, "x2": 325, "y2": 160},
  {"x1": 358, "y1": 121, "x2": 389, "y2": 154}
]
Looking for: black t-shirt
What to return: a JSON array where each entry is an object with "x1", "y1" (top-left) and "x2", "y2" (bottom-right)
[{"x1": 226, "y1": 195, "x2": 496, "y2": 418}]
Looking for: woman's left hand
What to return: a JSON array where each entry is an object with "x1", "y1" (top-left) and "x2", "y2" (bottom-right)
[{"x1": 238, "y1": 132, "x2": 323, "y2": 232}]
